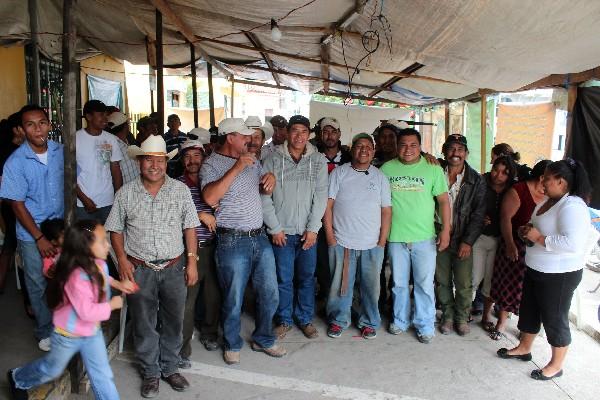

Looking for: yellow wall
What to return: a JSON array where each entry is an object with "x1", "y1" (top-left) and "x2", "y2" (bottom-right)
[
  {"x1": 0, "y1": 46, "x2": 27, "y2": 119},
  {"x1": 80, "y1": 55, "x2": 127, "y2": 113}
]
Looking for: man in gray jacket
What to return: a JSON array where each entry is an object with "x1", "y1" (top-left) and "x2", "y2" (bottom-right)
[{"x1": 262, "y1": 115, "x2": 328, "y2": 339}]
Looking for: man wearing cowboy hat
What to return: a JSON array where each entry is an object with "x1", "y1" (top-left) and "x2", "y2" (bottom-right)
[{"x1": 105, "y1": 135, "x2": 200, "y2": 397}]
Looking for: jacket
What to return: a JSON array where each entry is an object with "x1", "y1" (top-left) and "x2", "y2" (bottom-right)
[
  {"x1": 261, "y1": 142, "x2": 328, "y2": 235},
  {"x1": 441, "y1": 160, "x2": 486, "y2": 250}
]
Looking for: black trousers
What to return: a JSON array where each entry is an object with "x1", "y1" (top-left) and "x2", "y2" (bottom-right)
[{"x1": 518, "y1": 267, "x2": 582, "y2": 347}]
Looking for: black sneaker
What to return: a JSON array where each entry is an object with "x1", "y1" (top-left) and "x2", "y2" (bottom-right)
[
  {"x1": 7, "y1": 369, "x2": 28, "y2": 400},
  {"x1": 327, "y1": 323, "x2": 343, "y2": 338},
  {"x1": 361, "y1": 326, "x2": 377, "y2": 340}
]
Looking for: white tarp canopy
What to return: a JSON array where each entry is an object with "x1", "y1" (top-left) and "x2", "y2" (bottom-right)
[{"x1": 2, "y1": 0, "x2": 600, "y2": 105}]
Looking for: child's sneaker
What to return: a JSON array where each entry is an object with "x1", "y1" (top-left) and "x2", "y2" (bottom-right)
[
  {"x1": 361, "y1": 326, "x2": 377, "y2": 340},
  {"x1": 327, "y1": 323, "x2": 343, "y2": 338}
]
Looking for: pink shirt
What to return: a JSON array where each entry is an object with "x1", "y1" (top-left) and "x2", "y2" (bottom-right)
[{"x1": 52, "y1": 259, "x2": 113, "y2": 337}]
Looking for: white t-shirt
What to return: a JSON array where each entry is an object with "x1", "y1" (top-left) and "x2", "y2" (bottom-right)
[
  {"x1": 36, "y1": 152, "x2": 48, "y2": 165},
  {"x1": 75, "y1": 129, "x2": 122, "y2": 208},
  {"x1": 525, "y1": 195, "x2": 590, "y2": 273},
  {"x1": 328, "y1": 164, "x2": 392, "y2": 250}
]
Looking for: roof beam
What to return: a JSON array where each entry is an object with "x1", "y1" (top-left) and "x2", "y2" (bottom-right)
[
  {"x1": 519, "y1": 66, "x2": 600, "y2": 91},
  {"x1": 314, "y1": 90, "x2": 408, "y2": 106},
  {"x1": 369, "y1": 62, "x2": 424, "y2": 97},
  {"x1": 320, "y1": 43, "x2": 330, "y2": 93},
  {"x1": 232, "y1": 79, "x2": 296, "y2": 91},
  {"x1": 194, "y1": 35, "x2": 458, "y2": 85},
  {"x1": 149, "y1": 0, "x2": 233, "y2": 79},
  {"x1": 244, "y1": 32, "x2": 280, "y2": 86}
]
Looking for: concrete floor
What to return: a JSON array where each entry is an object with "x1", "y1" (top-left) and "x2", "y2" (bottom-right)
[{"x1": 1, "y1": 269, "x2": 599, "y2": 400}]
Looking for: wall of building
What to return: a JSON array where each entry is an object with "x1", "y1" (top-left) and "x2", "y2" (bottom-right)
[
  {"x1": 0, "y1": 46, "x2": 27, "y2": 119},
  {"x1": 80, "y1": 54, "x2": 127, "y2": 112}
]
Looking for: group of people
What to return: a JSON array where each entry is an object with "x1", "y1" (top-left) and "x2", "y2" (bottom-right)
[{"x1": 0, "y1": 100, "x2": 594, "y2": 399}]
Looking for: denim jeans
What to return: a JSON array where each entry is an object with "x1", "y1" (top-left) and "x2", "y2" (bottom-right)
[
  {"x1": 389, "y1": 239, "x2": 437, "y2": 336},
  {"x1": 128, "y1": 256, "x2": 186, "y2": 378},
  {"x1": 436, "y1": 248, "x2": 473, "y2": 324},
  {"x1": 272, "y1": 234, "x2": 317, "y2": 326},
  {"x1": 326, "y1": 245, "x2": 384, "y2": 329},
  {"x1": 13, "y1": 330, "x2": 119, "y2": 399},
  {"x1": 75, "y1": 205, "x2": 112, "y2": 224},
  {"x1": 17, "y1": 240, "x2": 53, "y2": 340},
  {"x1": 215, "y1": 231, "x2": 278, "y2": 351}
]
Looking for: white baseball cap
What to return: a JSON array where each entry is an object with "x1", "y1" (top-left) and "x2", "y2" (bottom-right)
[
  {"x1": 244, "y1": 115, "x2": 263, "y2": 128},
  {"x1": 260, "y1": 121, "x2": 274, "y2": 141},
  {"x1": 188, "y1": 127, "x2": 211, "y2": 145},
  {"x1": 107, "y1": 112, "x2": 129, "y2": 128},
  {"x1": 218, "y1": 118, "x2": 255, "y2": 136},
  {"x1": 180, "y1": 139, "x2": 205, "y2": 153},
  {"x1": 320, "y1": 117, "x2": 340, "y2": 130}
]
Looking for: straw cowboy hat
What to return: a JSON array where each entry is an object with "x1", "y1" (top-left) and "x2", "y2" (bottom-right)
[{"x1": 127, "y1": 135, "x2": 178, "y2": 160}]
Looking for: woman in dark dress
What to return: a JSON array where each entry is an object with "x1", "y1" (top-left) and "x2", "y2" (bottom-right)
[{"x1": 489, "y1": 159, "x2": 551, "y2": 339}]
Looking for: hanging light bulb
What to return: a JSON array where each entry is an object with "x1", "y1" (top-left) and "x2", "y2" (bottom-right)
[
  {"x1": 271, "y1": 18, "x2": 282, "y2": 42},
  {"x1": 354, "y1": 68, "x2": 361, "y2": 81}
]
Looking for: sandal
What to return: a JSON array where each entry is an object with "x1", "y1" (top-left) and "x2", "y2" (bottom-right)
[
  {"x1": 481, "y1": 321, "x2": 494, "y2": 332},
  {"x1": 489, "y1": 329, "x2": 505, "y2": 340}
]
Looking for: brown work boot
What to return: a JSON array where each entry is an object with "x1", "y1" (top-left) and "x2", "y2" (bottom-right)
[
  {"x1": 251, "y1": 342, "x2": 287, "y2": 358},
  {"x1": 439, "y1": 320, "x2": 453, "y2": 335},
  {"x1": 141, "y1": 377, "x2": 160, "y2": 398},
  {"x1": 274, "y1": 323, "x2": 292, "y2": 339},
  {"x1": 162, "y1": 373, "x2": 190, "y2": 392},
  {"x1": 455, "y1": 322, "x2": 471, "y2": 336},
  {"x1": 300, "y1": 323, "x2": 319, "y2": 339},
  {"x1": 223, "y1": 350, "x2": 240, "y2": 365}
]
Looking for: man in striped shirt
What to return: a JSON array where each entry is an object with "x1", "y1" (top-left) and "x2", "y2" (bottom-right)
[
  {"x1": 201, "y1": 118, "x2": 283, "y2": 365},
  {"x1": 177, "y1": 140, "x2": 220, "y2": 369}
]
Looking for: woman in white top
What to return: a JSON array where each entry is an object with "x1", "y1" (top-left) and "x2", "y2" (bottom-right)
[{"x1": 497, "y1": 159, "x2": 592, "y2": 380}]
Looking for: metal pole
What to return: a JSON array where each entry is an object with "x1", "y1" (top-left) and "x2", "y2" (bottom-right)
[
  {"x1": 480, "y1": 94, "x2": 487, "y2": 173},
  {"x1": 207, "y1": 63, "x2": 215, "y2": 128},
  {"x1": 230, "y1": 79, "x2": 234, "y2": 118},
  {"x1": 149, "y1": 64, "x2": 155, "y2": 113},
  {"x1": 444, "y1": 100, "x2": 450, "y2": 139},
  {"x1": 190, "y1": 42, "x2": 198, "y2": 128},
  {"x1": 155, "y1": 9, "x2": 164, "y2": 133},
  {"x1": 28, "y1": 0, "x2": 41, "y2": 105}
]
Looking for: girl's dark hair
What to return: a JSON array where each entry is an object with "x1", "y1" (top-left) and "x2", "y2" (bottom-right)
[
  {"x1": 526, "y1": 159, "x2": 552, "y2": 182},
  {"x1": 492, "y1": 143, "x2": 521, "y2": 162},
  {"x1": 491, "y1": 155, "x2": 517, "y2": 183},
  {"x1": 546, "y1": 158, "x2": 592, "y2": 200},
  {"x1": 46, "y1": 220, "x2": 105, "y2": 310},
  {"x1": 40, "y1": 218, "x2": 65, "y2": 242}
]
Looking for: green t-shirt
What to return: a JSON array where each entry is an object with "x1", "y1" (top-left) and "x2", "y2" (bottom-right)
[{"x1": 381, "y1": 157, "x2": 448, "y2": 243}]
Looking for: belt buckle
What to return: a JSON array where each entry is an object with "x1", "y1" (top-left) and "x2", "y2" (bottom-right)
[{"x1": 145, "y1": 261, "x2": 163, "y2": 271}]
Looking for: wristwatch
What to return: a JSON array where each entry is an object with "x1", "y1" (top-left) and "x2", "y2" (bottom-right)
[{"x1": 187, "y1": 252, "x2": 199, "y2": 261}]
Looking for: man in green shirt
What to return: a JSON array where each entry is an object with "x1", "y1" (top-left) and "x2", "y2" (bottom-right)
[{"x1": 381, "y1": 128, "x2": 450, "y2": 344}]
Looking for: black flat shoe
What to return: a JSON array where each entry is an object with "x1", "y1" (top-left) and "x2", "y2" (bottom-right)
[
  {"x1": 497, "y1": 347, "x2": 532, "y2": 361},
  {"x1": 531, "y1": 369, "x2": 563, "y2": 380}
]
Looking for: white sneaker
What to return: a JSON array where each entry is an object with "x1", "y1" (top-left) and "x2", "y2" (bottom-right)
[{"x1": 38, "y1": 337, "x2": 51, "y2": 352}]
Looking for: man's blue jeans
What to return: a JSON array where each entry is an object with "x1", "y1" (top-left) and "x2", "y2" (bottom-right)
[
  {"x1": 272, "y1": 234, "x2": 317, "y2": 326},
  {"x1": 215, "y1": 231, "x2": 278, "y2": 351},
  {"x1": 128, "y1": 257, "x2": 186, "y2": 379},
  {"x1": 13, "y1": 330, "x2": 119, "y2": 399},
  {"x1": 389, "y1": 239, "x2": 437, "y2": 336},
  {"x1": 17, "y1": 240, "x2": 53, "y2": 340},
  {"x1": 326, "y1": 245, "x2": 384, "y2": 329}
]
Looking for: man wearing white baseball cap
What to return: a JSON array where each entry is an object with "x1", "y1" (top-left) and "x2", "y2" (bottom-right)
[
  {"x1": 244, "y1": 116, "x2": 274, "y2": 160},
  {"x1": 200, "y1": 118, "x2": 283, "y2": 365},
  {"x1": 107, "y1": 112, "x2": 140, "y2": 185},
  {"x1": 105, "y1": 135, "x2": 200, "y2": 397}
]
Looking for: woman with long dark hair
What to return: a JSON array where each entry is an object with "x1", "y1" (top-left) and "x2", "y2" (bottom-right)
[
  {"x1": 489, "y1": 159, "x2": 551, "y2": 339},
  {"x1": 498, "y1": 159, "x2": 592, "y2": 380}
]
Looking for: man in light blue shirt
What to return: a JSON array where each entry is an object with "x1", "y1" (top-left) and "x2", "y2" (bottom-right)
[{"x1": 0, "y1": 105, "x2": 64, "y2": 351}]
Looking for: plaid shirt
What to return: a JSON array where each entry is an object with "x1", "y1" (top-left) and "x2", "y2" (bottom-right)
[
  {"x1": 115, "y1": 137, "x2": 140, "y2": 184},
  {"x1": 105, "y1": 176, "x2": 200, "y2": 262}
]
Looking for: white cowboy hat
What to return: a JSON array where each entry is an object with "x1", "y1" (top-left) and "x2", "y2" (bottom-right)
[
  {"x1": 127, "y1": 135, "x2": 178, "y2": 160},
  {"x1": 188, "y1": 127, "x2": 211, "y2": 145}
]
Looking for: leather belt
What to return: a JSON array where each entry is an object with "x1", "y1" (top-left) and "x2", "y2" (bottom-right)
[
  {"x1": 216, "y1": 227, "x2": 263, "y2": 237},
  {"x1": 198, "y1": 238, "x2": 215, "y2": 248},
  {"x1": 127, "y1": 255, "x2": 181, "y2": 271}
]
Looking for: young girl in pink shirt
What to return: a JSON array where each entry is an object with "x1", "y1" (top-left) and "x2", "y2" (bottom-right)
[{"x1": 7, "y1": 220, "x2": 136, "y2": 400}]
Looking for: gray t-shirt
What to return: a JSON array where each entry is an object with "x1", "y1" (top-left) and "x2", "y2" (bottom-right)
[
  {"x1": 329, "y1": 163, "x2": 392, "y2": 250},
  {"x1": 200, "y1": 152, "x2": 264, "y2": 231}
]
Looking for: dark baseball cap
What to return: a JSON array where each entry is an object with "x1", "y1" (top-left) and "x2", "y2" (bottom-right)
[
  {"x1": 443, "y1": 134, "x2": 468, "y2": 150},
  {"x1": 287, "y1": 115, "x2": 310, "y2": 130},
  {"x1": 83, "y1": 99, "x2": 107, "y2": 115},
  {"x1": 270, "y1": 115, "x2": 288, "y2": 128}
]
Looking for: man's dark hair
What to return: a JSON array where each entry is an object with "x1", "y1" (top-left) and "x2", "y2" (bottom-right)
[
  {"x1": 396, "y1": 127, "x2": 421, "y2": 144},
  {"x1": 167, "y1": 114, "x2": 180, "y2": 122},
  {"x1": 18, "y1": 105, "x2": 49, "y2": 127},
  {"x1": 108, "y1": 122, "x2": 127, "y2": 135},
  {"x1": 216, "y1": 135, "x2": 227, "y2": 146},
  {"x1": 40, "y1": 218, "x2": 65, "y2": 242}
]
